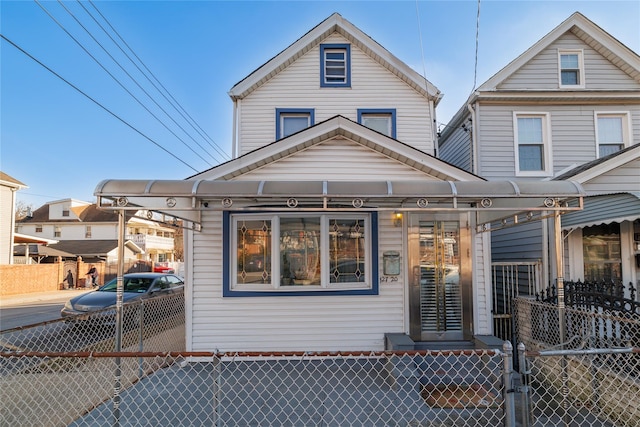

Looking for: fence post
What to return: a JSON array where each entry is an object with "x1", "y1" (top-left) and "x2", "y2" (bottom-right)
[
  {"x1": 502, "y1": 341, "x2": 517, "y2": 427},
  {"x1": 518, "y1": 343, "x2": 531, "y2": 427}
]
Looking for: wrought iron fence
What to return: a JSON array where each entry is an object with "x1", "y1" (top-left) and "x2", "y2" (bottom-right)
[
  {"x1": 1, "y1": 349, "x2": 507, "y2": 427},
  {"x1": 538, "y1": 279, "x2": 640, "y2": 316}
]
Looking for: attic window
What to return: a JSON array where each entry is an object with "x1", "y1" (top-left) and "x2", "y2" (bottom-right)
[
  {"x1": 320, "y1": 44, "x2": 351, "y2": 88},
  {"x1": 35, "y1": 225, "x2": 43, "y2": 233},
  {"x1": 558, "y1": 50, "x2": 584, "y2": 88},
  {"x1": 62, "y1": 209, "x2": 70, "y2": 217}
]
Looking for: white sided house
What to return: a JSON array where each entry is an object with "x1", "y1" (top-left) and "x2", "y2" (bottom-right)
[
  {"x1": 438, "y1": 12, "x2": 640, "y2": 294},
  {"x1": 95, "y1": 13, "x2": 583, "y2": 352}
]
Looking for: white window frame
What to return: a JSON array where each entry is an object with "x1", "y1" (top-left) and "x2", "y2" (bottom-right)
[
  {"x1": 54, "y1": 226, "x2": 61, "y2": 238},
  {"x1": 85, "y1": 225, "x2": 92, "y2": 238},
  {"x1": 35, "y1": 224, "x2": 43, "y2": 233},
  {"x1": 558, "y1": 49, "x2": 585, "y2": 89},
  {"x1": 513, "y1": 112, "x2": 553, "y2": 177},
  {"x1": 594, "y1": 112, "x2": 630, "y2": 158},
  {"x1": 320, "y1": 44, "x2": 351, "y2": 88},
  {"x1": 228, "y1": 212, "x2": 375, "y2": 294}
]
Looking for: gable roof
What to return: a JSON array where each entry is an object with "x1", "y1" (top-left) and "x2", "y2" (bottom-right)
[
  {"x1": 17, "y1": 203, "x2": 132, "y2": 224},
  {"x1": 553, "y1": 143, "x2": 640, "y2": 182},
  {"x1": 49, "y1": 239, "x2": 143, "y2": 258},
  {"x1": 478, "y1": 12, "x2": 640, "y2": 92},
  {"x1": 228, "y1": 13, "x2": 441, "y2": 103},
  {"x1": 0, "y1": 171, "x2": 27, "y2": 189},
  {"x1": 191, "y1": 115, "x2": 480, "y2": 183}
]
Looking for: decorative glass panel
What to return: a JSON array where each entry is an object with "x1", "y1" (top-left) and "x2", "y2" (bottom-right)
[
  {"x1": 236, "y1": 219, "x2": 271, "y2": 284},
  {"x1": 329, "y1": 219, "x2": 366, "y2": 283},
  {"x1": 279, "y1": 217, "x2": 321, "y2": 286}
]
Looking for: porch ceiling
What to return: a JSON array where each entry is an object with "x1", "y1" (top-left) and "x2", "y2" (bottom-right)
[{"x1": 95, "y1": 179, "x2": 584, "y2": 230}]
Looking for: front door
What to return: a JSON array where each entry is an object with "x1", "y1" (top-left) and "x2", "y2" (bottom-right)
[{"x1": 408, "y1": 214, "x2": 472, "y2": 341}]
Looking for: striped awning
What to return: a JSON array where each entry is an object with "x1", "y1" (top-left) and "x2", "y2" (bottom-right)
[{"x1": 561, "y1": 192, "x2": 640, "y2": 230}]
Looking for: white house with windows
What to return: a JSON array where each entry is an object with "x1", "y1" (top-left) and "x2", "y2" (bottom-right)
[
  {"x1": 0, "y1": 171, "x2": 27, "y2": 264},
  {"x1": 438, "y1": 12, "x2": 640, "y2": 294},
  {"x1": 16, "y1": 198, "x2": 176, "y2": 264},
  {"x1": 95, "y1": 13, "x2": 584, "y2": 352}
]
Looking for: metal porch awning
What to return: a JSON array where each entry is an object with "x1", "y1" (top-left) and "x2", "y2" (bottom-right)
[
  {"x1": 95, "y1": 179, "x2": 584, "y2": 230},
  {"x1": 561, "y1": 192, "x2": 640, "y2": 230}
]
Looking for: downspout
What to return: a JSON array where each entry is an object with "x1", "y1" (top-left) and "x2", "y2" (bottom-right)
[
  {"x1": 430, "y1": 98, "x2": 438, "y2": 157},
  {"x1": 231, "y1": 98, "x2": 239, "y2": 159},
  {"x1": 9, "y1": 188, "x2": 17, "y2": 264},
  {"x1": 467, "y1": 101, "x2": 479, "y2": 175}
]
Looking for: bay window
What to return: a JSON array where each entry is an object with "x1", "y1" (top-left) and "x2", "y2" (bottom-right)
[{"x1": 225, "y1": 212, "x2": 378, "y2": 296}]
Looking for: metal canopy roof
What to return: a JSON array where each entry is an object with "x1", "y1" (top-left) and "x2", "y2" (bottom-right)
[{"x1": 95, "y1": 179, "x2": 584, "y2": 230}]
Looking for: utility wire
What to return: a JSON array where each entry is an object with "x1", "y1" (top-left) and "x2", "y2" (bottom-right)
[
  {"x1": 0, "y1": 33, "x2": 199, "y2": 173},
  {"x1": 87, "y1": 0, "x2": 230, "y2": 162},
  {"x1": 41, "y1": 0, "x2": 213, "y2": 167},
  {"x1": 471, "y1": 0, "x2": 481, "y2": 94},
  {"x1": 77, "y1": 0, "x2": 229, "y2": 163}
]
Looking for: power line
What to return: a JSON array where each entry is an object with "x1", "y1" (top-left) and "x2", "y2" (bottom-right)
[
  {"x1": 0, "y1": 33, "x2": 199, "y2": 173},
  {"x1": 471, "y1": 0, "x2": 481, "y2": 94},
  {"x1": 86, "y1": 0, "x2": 230, "y2": 162},
  {"x1": 74, "y1": 0, "x2": 229, "y2": 163},
  {"x1": 37, "y1": 0, "x2": 213, "y2": 167}
]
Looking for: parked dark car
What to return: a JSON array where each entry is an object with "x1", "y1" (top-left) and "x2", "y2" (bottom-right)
[{"x1": 61, "y1": 272, "x2": 184, "y2": 319}]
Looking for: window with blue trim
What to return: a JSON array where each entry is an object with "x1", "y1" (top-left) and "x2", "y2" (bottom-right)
[
  {"x1": 275, "y1": 108, "x2": 314, "y2": 140},
  {"x1": 358, "y1": 109, "x2": 396, "y2": 138},
  {"x1": 224, "y1": 212, "x2": 378, "y2": 296},
  {"x1": 320, "y1": 44, "x2": 351, "y2": 88}
]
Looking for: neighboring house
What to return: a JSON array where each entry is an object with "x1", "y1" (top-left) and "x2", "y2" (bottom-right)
[
  {"x1": 15, "y1": 198, "x2": 176, "y2": 264},
  {"x1": 438, "y1": 12, "x2": 640, "y2": 292},
  {"x1": 95, "y1": 13, "x2": 583, "y2": 352},
  {"x1": 0, "y1": 172, "x2": 27, "y2": 264},
  {"x1": 555, "y1": 144, "x2": 640, "y2": 287}
]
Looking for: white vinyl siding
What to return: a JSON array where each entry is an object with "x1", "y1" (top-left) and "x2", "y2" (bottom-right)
[
  {"x1": 580, "y1": 157, "x2": 640, "y2": 194},
  {"x1": 237, "y1": 34, "x2": 435, "y2": 155},
  {"x1": 190, "y1": 209, "x2": 405, "y2": 352},
  {"x1": 475, "y1": 105, "x2": 640, "y2": 179},
  {"x1": 498, "y1": 33, "x2": 640, "y2": 91}
]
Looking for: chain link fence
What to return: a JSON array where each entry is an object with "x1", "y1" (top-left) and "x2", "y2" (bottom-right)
[
  {"x1": 1, "y1": 349, "x2": 507, "y2": 427},
  {"x1": 0, "y1": 292, "x2": 185, "y2": 354},
  {"x1": 514, "y1": 297, "x2": 640, "y2": 427}
]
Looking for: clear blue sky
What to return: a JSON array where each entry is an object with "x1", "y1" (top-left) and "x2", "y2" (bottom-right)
[{"x1": 2, "y1": 0, "x2": 639, "y2": 209}]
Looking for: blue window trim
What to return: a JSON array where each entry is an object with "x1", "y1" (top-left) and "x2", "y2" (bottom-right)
[
  {"x1": 275, "y1": 108, "x2": 315, "y2": 140},
  {"x1": 357, "y1": 109, "x2": 397, "y2": 139},
  {"x1": 320, "y1": 43, "x2": 351, "y2": 88},
  {"x1": 223, "y1": 211, "x2": 379, "y2": 297}
]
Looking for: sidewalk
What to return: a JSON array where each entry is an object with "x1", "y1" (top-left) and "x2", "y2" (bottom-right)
[{"x1": 0, "y1": 288, "x2": 94, "y2": 307}]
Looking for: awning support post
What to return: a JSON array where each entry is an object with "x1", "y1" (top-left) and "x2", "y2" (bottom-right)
[{"x1": 113, "y1": 209, "x2": 126, "y2": 426}]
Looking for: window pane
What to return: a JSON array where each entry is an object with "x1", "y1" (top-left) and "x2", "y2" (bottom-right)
[
  {"x1": 597, "y1": 116, "x2": 623, "y2": 143},
  {"x1": 517, "y1": 117, "x2": 542, "y2": 143},
  {"x1": 324, "y1": 50, "x2": 346, "y2": 82},
  {"x1": 280, "y1": 217, "x2": 321, "y2": 286},
  {"x1": 362, "y1": 115, "x2": 392, "y2": 136},
  {"x1": 519, "y1": 145, "x2": 543, "y2": 171},
  {"x1": 282, "y1": 115, "x2": 310, "y2": 137},
  {"x1": 560, "y1": 54, "x2": 579, "y2": 69},
  {"x1": 561, "y1": 70, "x2": 578, "y2": 85},
  {"x1": 236, "y1": 219, "x2": 271, "y2": 284},
  {"x1": 329, "y1": 219, "x2": 366, "y2": 283},
  {"x1": 599, "y1": 144, "x2": 623, "y2": 157},
  {"x1": 583, "y1": 223, "x2": 621, "y2": 281}
]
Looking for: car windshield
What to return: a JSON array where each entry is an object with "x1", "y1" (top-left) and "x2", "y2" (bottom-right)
[{"x1": 100, "y1": 277, "x2": 154, "y2": 293}]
